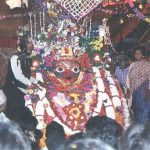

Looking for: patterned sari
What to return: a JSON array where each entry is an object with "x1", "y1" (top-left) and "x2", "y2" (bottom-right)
[{"x1": 127, "y1": 60, "x2": 150, "y2": 123}]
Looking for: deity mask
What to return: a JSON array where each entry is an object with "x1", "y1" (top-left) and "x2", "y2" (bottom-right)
[
  {"x1": 52, "y1": 59, "x2": 81, "y2": 83},
  {"x1": 43, "y1": 46, "x2": 90, "y2": 86}
]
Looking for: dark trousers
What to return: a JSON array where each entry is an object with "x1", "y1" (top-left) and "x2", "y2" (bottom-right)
[{"x1": 3, "y1": 83, "x2": 25, "y2": 118}]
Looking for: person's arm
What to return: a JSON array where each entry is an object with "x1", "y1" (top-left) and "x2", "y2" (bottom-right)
[
  {"x1": 30, "y1": 72, "x2": 44, "y2": 84},
  {"x1": 30, "y1": 77, "x2": 38, "y2": 84},
  {"x1": 10, "y1": 55, "x2": 32, "y2": 86}
]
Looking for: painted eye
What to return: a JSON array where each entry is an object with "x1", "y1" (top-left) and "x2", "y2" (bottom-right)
[
  {"x1": 72, "y1": 67, "x2": 80, "y2": 73},
  {"x1": 55, "y1": 66, "x2": 65, "y2": 73}
]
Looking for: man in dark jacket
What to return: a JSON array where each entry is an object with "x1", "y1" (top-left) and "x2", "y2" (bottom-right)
[{"x1": 3, "y1": 39, "x2": 39, "y2": 117}]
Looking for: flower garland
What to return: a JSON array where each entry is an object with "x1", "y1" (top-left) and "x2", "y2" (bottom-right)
[
  {"x1": 25, "y1": 53, "x2": 130, "y2": 132},
  {"x1": 78, "y1": 53, "x2": 92, "y2": 70},
  {"x1": 90, "y1": 37, "x2": 103, "y2": 51},
  {"x1": 93, "y1": 67, "x2": 130, "y2": 127},
  {"x1": 46, "y1": 71, "x2": 94, "y2": 99},
  {"x1": 43, "y1": 52, "x2": 55, "y2": 68}
]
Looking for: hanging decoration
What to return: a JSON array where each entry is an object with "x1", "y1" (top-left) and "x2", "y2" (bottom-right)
[
  {"x1": 42, "y1": 9, "x2": 45, "y2": 32},
  {"x1": 39, "y1": 12, "x2": 42, "y2": 33},
  {"x1": 29, "y1": 13, "x2": 33, "y2": 40},
  {"x1": 32, "y1": 16, "x2": 112, "y2": 69},
  {"x1": 34, "y1": 14, "x2": 37, "y2": 41},
  {"x1": 127, "y1": 0, "x2": 150, "y2": 24},
  {"x1": 102, "y1": 0, "x2": 127, "y2": 7},
  {"x1": 48, "y1": 0, "x2": 103, "y2": 20},
  {"x1": 102, "y1": 18, "x2": 111, "y2": 45},
  {"x1": 34, "y1": 0, "x2": 150, "y2": 23},
  {"x1": 0, "y1": 13, "x2": 28, "y2": 21}
]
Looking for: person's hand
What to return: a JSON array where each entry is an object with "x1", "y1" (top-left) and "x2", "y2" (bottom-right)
[
  {"x1": 26, "y1": 84, "x2": 38, "y2": 95},
  {"x1": 38, "y1": 81, "x2": 47, "y2": 88},
  {"x1": 32, "y1": 83, "x2": 39, "y2": 89}
]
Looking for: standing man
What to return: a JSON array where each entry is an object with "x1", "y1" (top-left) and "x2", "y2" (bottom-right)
[{"x1": 3, "y1": 39, "x2": 39, "y2": 117}]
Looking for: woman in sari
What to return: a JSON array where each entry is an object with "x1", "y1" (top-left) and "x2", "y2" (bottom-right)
[{"x1": 127, "y1": 50, "x2": 150, "y2": 123}]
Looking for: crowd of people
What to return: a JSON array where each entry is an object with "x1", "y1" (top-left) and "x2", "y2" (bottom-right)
[
  {"x1": 0, "y1": 38, "x2": 150, "y2": 150},
  {"x1": 1, "y1": 100, "x2": 150, "y2": 150},
  {"x1": 115, "y1": 46, "x2": 150, "y2": 123}
]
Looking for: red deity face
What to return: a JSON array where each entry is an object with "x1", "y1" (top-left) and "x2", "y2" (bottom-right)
[{"x1": 52, "y1": 59, "x2": 81, "y2": 83}]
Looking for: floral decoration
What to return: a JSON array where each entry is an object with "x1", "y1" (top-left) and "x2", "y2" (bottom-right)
[
  {"x1": 63, "y1": 103, "x2": 86, "y2": 130},
  {"x1": 94, "y1": 53, "x2": 103, "y2": 63},
  {"x1": 43, "y1": 52, "x2": 55, "y2": 68},
  {"x1": 90, "y1": 37, "x2": 104, "y2": 51},
  {"x1": 78, "y1": 53, "x2": 92, "y2": 70}
]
